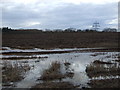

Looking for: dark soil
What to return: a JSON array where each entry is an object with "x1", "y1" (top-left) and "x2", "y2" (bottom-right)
[
  {"x1": 32, "y1": 82, "x2": 76, "y2": 88},
  {"x1": 2, "y1": 48, "x2": 120, "y2": 56},
  {"x1": 93, "y1": 60, "x2": 113, "y2": 64},
  {"x1": 2, "y1": 56, "x2": 48, "y2": 60},
  {"x1": 2, "y1": 31, "x2": 119, "y2": 49},
  {"x1": 2, "y1": 50, "x2": 76, "y2": 55}
]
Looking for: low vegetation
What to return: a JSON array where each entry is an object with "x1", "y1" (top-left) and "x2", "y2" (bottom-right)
[
  {"x1": 86, "y1": 60, "x2": 120, "y2": 78},
  {"x1": 88, "y1": 78, "x2": 120, "y2": 88},
  {"x1": 40, "y1": 62, "x2": 65, "y2": 81},
  {"x1": 33, "y1": 61, "x2": 76, "y2": 88},
  {"x1": 2, "y1": 61, "x2": 30, "y2": 87},
  {"x1": 39, "y1": 62, "x2": 74, "y2": 81},
  {"x1": 86, "y1": 59, "x2": 120, "y2": 88}
]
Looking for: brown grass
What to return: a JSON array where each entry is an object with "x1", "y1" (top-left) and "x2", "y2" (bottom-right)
[
  {"x1": 2, "y1": 61, "x2": 30, "y2": 86},
  {"x1": 40, "y1": 62, "x2": 66, "y2": 81},
  {"x1": 64, "y1": 62, "x2": 74, "y2": 78},
  {"x1": 39, "y1": 62, "x2": 74, "y2": 81},
  {"x1": 34, "y1": 61, "x2": 76, "y2": 88},
  {"x1": 86, "y1": 60, "x2": 120, "y2": 78},
  {"x1": 88, "y1": 78, "x2": 120, "y2": 88},
  {"x1": 86, "y1": 59, "x2": 120, "y2": 88}
]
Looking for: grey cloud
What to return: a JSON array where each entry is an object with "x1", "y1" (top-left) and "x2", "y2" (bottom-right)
[{"x1": 2, "y1": 1, "x2": 118, "y2": 30}]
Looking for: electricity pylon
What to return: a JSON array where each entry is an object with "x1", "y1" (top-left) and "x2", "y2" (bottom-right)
[{"x1": 92, "y1": 21, "x2": 100, "y2": 31}]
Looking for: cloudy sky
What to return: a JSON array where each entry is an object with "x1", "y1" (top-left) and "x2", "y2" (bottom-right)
[{"x1": 1, "y1": 0, "x2": 119, "y2": 30}]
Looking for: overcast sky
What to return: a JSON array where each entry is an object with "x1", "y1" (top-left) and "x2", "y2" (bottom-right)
[{"x1": 1, "y1": 0, "x2": 119, "y2": 30}]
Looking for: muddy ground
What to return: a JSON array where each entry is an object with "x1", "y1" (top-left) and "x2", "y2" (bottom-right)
[
  {"x1": 1, "y1": 47, "x2": 120, "y2": 89},
  {"x1": 1, "y1": 31, "x2": 120, "y2": 89}
]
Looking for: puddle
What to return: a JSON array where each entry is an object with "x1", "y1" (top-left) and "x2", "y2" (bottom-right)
[{"x1": 1, "y1": 47, "x2": 120, "y2": 88}]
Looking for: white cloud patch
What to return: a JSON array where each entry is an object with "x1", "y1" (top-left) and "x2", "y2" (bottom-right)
[
  {"x1": 25, "y1": 22, "x2": 41, "y2": 27},
  {"x1": 107, "y1": 19, "x2": 118, "y2": 24}
]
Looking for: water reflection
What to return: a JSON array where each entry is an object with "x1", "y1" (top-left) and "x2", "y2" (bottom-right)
[{"x1": 2, "y1": 47, "x2": 120, "y2": 88}]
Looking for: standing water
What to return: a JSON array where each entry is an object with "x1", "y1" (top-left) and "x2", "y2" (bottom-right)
[{"x1": 1, "y1": 47, "x2": 119, "y2": 88}]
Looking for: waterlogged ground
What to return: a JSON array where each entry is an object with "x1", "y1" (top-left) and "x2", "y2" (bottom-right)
[{"x1": 1, "y1": 47, "x2": 120, "y2": 88}]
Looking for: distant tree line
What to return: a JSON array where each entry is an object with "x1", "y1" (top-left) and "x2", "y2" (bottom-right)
[
  {"x1": 1, "y1": 27, "x2": 117, "y2": 32},
  {"x1": 2, "y1": 27, "x2": 13, "y2": 32}
]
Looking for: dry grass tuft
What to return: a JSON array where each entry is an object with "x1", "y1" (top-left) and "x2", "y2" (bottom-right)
[
  {"x1": 40, "y1": 62, "x2": 65, "y2": 81},
  {"x1": 86, "y1": 60, "x2": 120, "y2": 78},
  {"x1": 2, "y1": 61, "x2": 30, "y2": 86},
  {"x1": 34, "y1": 61, "x2": 76, "y2": 88}
]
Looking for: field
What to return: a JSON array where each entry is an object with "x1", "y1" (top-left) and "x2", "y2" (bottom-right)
[
  {"x1": 1, "y1": 31, "x2": 120, "y2": 89},
  {"x1": 2, "y1": 31, "x2": 119, "y2": 49}
]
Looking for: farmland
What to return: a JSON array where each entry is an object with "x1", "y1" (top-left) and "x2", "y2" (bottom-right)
[{"x1": 1, "y1": 31, "x2": 120, "y2": 89}]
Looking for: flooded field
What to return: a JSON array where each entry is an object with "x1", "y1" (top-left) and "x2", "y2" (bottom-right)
[{"x1": 1, "y1": 47, "x2": 120, "y2": 89}]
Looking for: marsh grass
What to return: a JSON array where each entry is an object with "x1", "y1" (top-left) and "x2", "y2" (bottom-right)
[
  {"x1": 40, "y1": 62, "x2": 66, "y2": 81},
  {"x1": 86, "y1": 60, "x2": 120, "y2": 78},
  {"x1": 40, "y1": 62, "x2": 74, "y2": 81},
  {"x1": 88, "y1": 78, "x2": 120, "y2": 88},
  {"x1": 86, "y1": 59, "x2": 120, "y2": 88},
  {"x1": 2, "y1": 61, "x2": 30, "y2": 86},
  {"x1": 34, "y1": 61, "x2": 76, "y2": 88}
]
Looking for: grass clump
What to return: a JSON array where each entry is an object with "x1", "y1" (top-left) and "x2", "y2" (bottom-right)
[
  {"x1": 86, "y1": 60, "x2": 120, "y2": 78},
  {"x1": 2, "y1": 61, "x2": 30, "y2": 86},
  {"x1": 40, "y1": 62, "x2": 65, "y2": 81},
  {"x1": 34, "y1": 61, "x2": 76, "y2": 88}
]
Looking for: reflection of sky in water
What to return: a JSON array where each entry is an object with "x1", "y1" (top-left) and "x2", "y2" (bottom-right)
[{"x1": 1, "y1": 47, "x2": 120, "y2": 88}]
